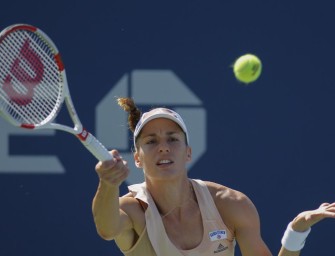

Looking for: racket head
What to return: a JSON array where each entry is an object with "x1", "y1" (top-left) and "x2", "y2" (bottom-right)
[{"x1": 0, "y1": 24, "x2": 66, "y2": 129}]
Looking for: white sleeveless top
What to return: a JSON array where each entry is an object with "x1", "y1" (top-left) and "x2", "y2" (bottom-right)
[{"x1": 121, "y1": 179, "x2": 235, "y2": 256}]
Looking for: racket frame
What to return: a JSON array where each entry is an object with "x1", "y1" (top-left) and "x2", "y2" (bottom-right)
[{"x1": 0, "y1": 24, "x2": 112, "y2": 161}]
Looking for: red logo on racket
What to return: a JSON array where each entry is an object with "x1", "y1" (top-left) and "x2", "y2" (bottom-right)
[
  {"x1": 77, "y1": 128, "x2": 89, "y2": 141},
  {"x1": 3, "y1": 38, "x2": 44, "y2": 106}
]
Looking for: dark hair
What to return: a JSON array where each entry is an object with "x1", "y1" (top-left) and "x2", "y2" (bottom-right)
[{"x1": 117, "y1": 97, "x2": 142, "y2": 133}]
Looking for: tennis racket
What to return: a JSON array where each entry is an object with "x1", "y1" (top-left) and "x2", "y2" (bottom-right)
[{"x1": 0, "y1": 24, "x2": 112, "y2": 161}]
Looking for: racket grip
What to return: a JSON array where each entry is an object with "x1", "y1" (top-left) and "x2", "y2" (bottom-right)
[{"x1": 79, "y1": 132, "x2": 112, "y2": 161}]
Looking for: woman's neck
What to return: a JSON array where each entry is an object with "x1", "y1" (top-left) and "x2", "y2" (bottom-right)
[{"x1": 146, "y1": 178, "x2": 195, "y2": 218}]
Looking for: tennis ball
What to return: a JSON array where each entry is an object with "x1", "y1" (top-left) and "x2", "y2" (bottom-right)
[{"x1": 233, "y1": 54, "x2": 262, "y2": 84}]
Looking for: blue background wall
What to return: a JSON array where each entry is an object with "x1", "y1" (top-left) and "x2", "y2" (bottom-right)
[{"x1": 1, "y1": 1, "x2": 335, "y2": 255}]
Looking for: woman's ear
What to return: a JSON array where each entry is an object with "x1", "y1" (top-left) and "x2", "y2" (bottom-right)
[
  {"x1": 186, "y1": 146, "x2": 192, "y2": 162},
  {"x1": 134, "y1": 152, "x2": 142, "y2": 168}
]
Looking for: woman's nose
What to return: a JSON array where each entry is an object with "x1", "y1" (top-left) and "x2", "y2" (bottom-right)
[{"x1": 158, "y1": 141, "x2": 170, "y2": 152}]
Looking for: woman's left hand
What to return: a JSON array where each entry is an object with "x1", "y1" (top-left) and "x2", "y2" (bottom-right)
[{"x1": 291, "y1": 202, "x2": 335, "y2": 232}]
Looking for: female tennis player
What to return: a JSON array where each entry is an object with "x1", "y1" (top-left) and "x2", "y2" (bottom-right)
[{"x1": 92, "y1": 97, "x2": 335, "y2": 256}]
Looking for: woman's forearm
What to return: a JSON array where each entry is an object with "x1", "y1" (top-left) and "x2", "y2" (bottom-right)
[{"x1": 92, "y1": 181, "x2": 123, "y2": 240}]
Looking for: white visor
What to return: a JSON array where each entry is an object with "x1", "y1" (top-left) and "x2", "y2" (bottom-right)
[{"x1": 134, "y1": 108, "x2": 189, "y2": 146}]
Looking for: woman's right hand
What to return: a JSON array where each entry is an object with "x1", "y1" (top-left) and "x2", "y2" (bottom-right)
[{"x1": 95, "y1": 149, "x2": 129, "y2": 187}]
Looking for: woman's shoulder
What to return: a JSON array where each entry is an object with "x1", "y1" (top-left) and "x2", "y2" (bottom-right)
[
  {"x1": 120, "y1": 192, "x2": 147, "y2": 211},
  {"x1": 202, "y1": 180, "x2": 256, "y2": 215},
  {"x1": 120, "y1": 192, "x2": 147, "y2": 237},
  {"x1": 202, "y1": 180, "x2": 248, "y2": 201},
  {"x1": 202, "y1": 180, "x2": 259, "y2": 230}
]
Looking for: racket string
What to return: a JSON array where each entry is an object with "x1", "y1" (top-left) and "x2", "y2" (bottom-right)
[{"x1": 0, "y1": 29, "x2": 64, "y2": 126}]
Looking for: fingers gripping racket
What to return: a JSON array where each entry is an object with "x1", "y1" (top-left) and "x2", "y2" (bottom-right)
[{"x1": 0, "y1": 24, "x2": 112, "y2": 161}]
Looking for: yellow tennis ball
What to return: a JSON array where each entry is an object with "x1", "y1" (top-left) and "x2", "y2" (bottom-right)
[{"x1": 233, "y1": 54, "x2": 262, "y2": 84}]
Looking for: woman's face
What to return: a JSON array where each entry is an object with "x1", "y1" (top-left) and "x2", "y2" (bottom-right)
[{"x1": 134, "y1": 118, "x2": 191, "y2": 180}]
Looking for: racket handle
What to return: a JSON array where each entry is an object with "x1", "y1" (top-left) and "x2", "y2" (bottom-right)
[{"x1": 78, "y1": 131, "x2": 112, "y2": 161}]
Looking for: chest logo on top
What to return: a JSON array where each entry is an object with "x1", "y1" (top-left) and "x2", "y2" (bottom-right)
[
  {"x1": 214, "y1": 243, "x2": 228, "y2": 253},
  {"x1": 209, "y1": 229, "x2": 227, "y2": 241}
]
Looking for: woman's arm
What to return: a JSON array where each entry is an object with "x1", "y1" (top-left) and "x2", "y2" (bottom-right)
[
  {"x1": 278, "y1": 202, "x2": 335, "y2": 256},
  {"x1": 92, "y1": 150, "x2": 133, "y2": 241},
  {"x1": 207, "y1": 182, "x2": 272, "y2": 256},
  {"x1": 230, "y1": 193, "x2": 272, "y2": 256}
]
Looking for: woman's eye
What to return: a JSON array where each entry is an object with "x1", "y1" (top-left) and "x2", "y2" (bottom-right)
[{"x1": 169, "y1": 137, "x2": 179, "y2": 142}]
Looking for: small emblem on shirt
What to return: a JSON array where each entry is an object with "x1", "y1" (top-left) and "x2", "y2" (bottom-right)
[
  {"x1": 209, "y1": 230, "x2": 227, "y2": 241},
  {"x1": 214, "y1": 243, "x2": 228, "y2": 253}
]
